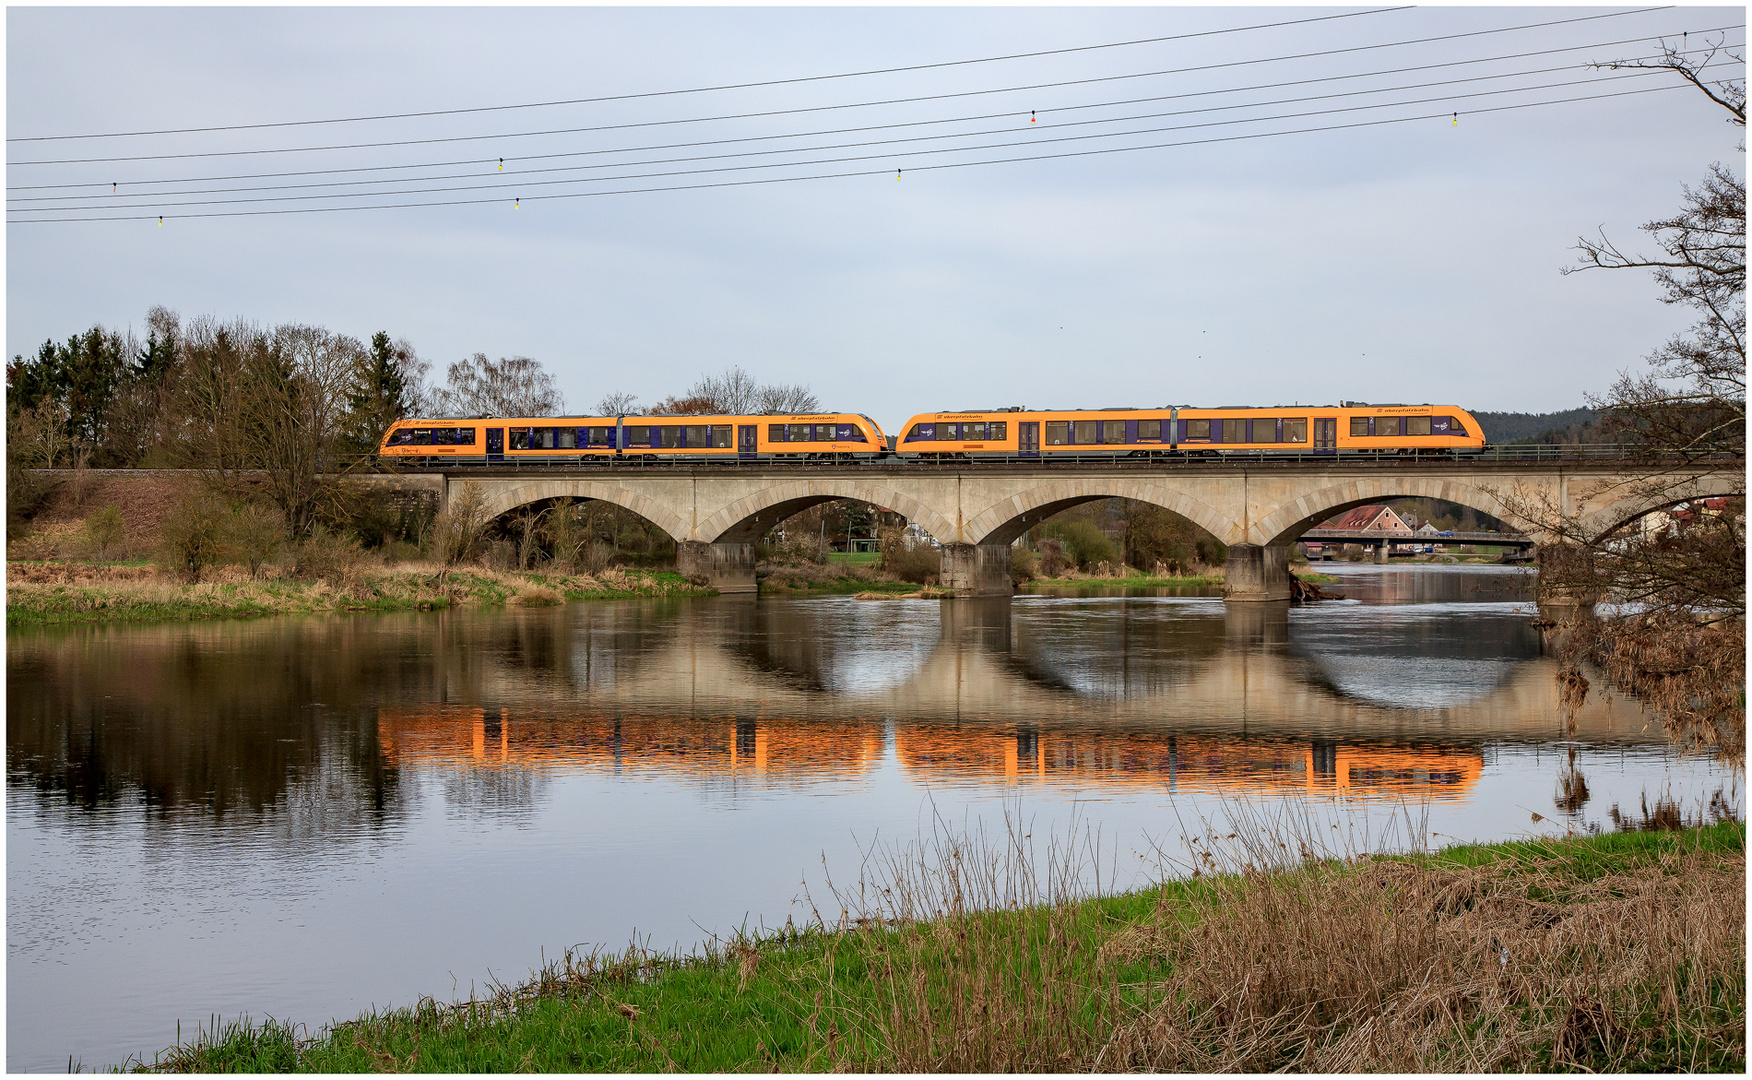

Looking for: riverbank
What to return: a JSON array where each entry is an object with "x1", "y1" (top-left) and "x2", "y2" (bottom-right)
[
  {"x1": 5, "y1": 561, "x2": 714, "y2": 627},
  {"x1": 140, "y1": 821, "x2": 1743, "y2": 1073}
]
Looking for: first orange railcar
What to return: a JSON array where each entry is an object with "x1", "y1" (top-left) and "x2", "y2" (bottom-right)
[{"x1": 378, "y1": 413, "x2": 890, "y2": 464}]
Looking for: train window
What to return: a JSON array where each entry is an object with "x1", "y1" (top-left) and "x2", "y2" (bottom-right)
[
  {"x1": 1073, "y1": 420, "x2": 1098, "y2": 443},
  {"x1": 1254, "y1": 420, "x2": 1278, "y2": 444},
  {"x1": 1222, "y1": 419, "x2": 1245, "y2": 444},
  {"x1": 836, "y1": 423, "x2": 865, "y2": 442},
  {"x1": 1103, "y1": 420, "x2": 1126, "y2": 444},
  {"x1": 552, "y1": 428, "x2": 573, "y2": 449},
  {"x1": 789, "y1": 424, "x2": 814, "y2": 442},
  {"x1": 963, "y1": 422, "x2": 986, "y2": 440},
  {"x1": 531, "y1": 428, "x2": 554, "y2": 450},
  {"x1": 712, "y1": 426, "x2": 733, "y2": 448},
  {"x1": 508, "y1": 428, "x2": 530, "y2": 450},
  {"x1": 457, "y1": 428, "x2": 476, "y2": 445},
  {"x1": 430, "y1": 429, "x2": 453, "y2": 445},
  {"x1": 989, "y1": 422, "x2": 1006, "y2": 441},
  {"x1": 687, "y1": 425, "x2": 709, "y2": 447},
  {"x1": 1283, "y1": 419, "x2": 1307, "y2": 443},
  {"x1": 1377, "y1": 417, "x2": 1402, "y2": 437},
  {"x1": 1406, "y1": 416, "x2": 1432, "y2": 436},
  {"x1": 587, "y1": 427, "x2": 613, "y2": 446},
  {"x1": 1185, "y1": 419, "x2": 1211, "y2": 439},
  {"x1": 658, "y1": 426, "x2": 681, "y2": 448},
  {"x1": 1045, "y1": 422, "x2": 1068, "y2": 446},
  {"x1": 1350, "y1": 417, "x2": 1370, "y2": 437},
  {"x1": 387, "y1": 428, "x2": 415, "y2": 446},
  {"x1": 1447, "y1": 417, "x2": 1466, "y2": 435},
  {"x1": 769, "y1": 424, "x2": 788, "y2": 442},
  {"x1": 626, "y1": 425, "x2": 651, "y2": 446},
  {"x1": 1138, "y1": 419, "x2": 1161, "y2": 440},
  {"x1": 906, "y1": 423, "x2": 935, "y2": 442}
]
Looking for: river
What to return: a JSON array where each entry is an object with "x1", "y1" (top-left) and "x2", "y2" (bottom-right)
[{"x1": 6, "y1": 563, "x2": 1738, "y2": 1070}]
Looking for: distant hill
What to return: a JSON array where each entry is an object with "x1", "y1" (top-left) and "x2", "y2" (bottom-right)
[{"x1": 1470, "y1": 408, "x2": 1602, "y2": 445}]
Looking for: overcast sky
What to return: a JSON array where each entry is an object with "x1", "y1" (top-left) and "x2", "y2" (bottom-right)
[{"x1": 6, "y1": 5, "x2": 1745, "y2": 433}]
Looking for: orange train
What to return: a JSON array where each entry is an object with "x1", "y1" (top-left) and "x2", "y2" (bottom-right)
[
  {"x1": 379, "y1": 412, "x2": 889, "y2": 464},
  {"x1": 378, "y1": 404, "x2": 1485, "y2": 462},
  {"x1": 893, "y1": 404, "x2": 1486, "y2": 458}
]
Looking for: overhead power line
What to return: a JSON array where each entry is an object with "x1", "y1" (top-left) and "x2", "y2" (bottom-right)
[
  {"x1": 6, "y1": 7, "x2": 1688, "y2": 167},
  {"x1": 11, "y1": 28, "x2": 1737, "y2": 196},
  {"x1": 9, "y1": 8, "x2": 1415, "y2": 142},
  {"x1": 7, "y1": 84, "x2": 1691, "y2": 224},
  {"x1": 13, "y1": 43, "x2": 1730, "y2": 206},
  {"x1": 11, "y1": 63, "x2": 1729, "y2": 211}
]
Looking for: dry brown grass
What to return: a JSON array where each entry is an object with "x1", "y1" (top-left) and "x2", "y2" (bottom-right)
[
  {"x1": 1101, "y1": 846, "x2": 1742, "y2": 1071},
  {"x1": 809, "y1": 807, "x2": 1744, "y2": 1073}
]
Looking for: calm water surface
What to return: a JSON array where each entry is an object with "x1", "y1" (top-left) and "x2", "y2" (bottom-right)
[{"x1": 7, "y1": 563, "x2": 1737, "y2": 1070}]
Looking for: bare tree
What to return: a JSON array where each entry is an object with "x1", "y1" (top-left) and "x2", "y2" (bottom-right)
[
  {"x1": 756, "y1": 381, "x2": 822, "y2": 414},
  {"x1": 1591, "y1": 33, "x2": 1745, "y2": 126},
  {"x1": 594, "y1": 390, "x2": 641, "y2": 416},
  {"x1": 433, "y1": 353, "x2": 565, "y2": 417},
  {"x1": 1533, "y1": 52, "x2": 1747, "y2": 758},
  {"x1": 247, "y1": 324, "x2": 368, "y2": 537},
  {"x1": 649, "y1": 366, "x2": 822, "y2": 415}
]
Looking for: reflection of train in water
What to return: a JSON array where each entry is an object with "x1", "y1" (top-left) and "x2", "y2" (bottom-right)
[
  {"x1": 377, "y1": 706, "x2": 883, "y2": 781},
  {"x1": 377, "y1": 404, "x2": 1485, "y2": 464},
  {"x1": 894, "y1": 726, "x2": 1483, "y2": 803},
  {"x1": 376, "y1": 707, "x2": 1482, "y2": 802}
]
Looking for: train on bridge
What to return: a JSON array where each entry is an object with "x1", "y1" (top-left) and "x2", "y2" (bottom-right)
[{"x1": 379, "y1": 402, "x2": 1486, "y2": 465}]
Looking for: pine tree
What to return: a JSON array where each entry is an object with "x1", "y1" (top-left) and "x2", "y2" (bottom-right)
[{"x1": 347, "y1": 330, "x2": 410, "y2": 452}]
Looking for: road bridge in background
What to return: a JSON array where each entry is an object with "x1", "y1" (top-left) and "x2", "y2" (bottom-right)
[
  {"x1": 354, "y1": 456, "x2": 1737, "y2": 602},
  {"x1": 1299, "y1": 528, "x2": 1537, "y2": 564}
]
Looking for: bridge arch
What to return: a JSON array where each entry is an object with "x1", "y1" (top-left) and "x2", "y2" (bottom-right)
[
  {"x1": 960, "y1": 477, "x2": 1240, "y2": 547},
  {"x1": 1252, "y1": 476, "x2": 1536, "y2": 548},
  {"x1": 695, "y1": 479, "x2": 960, "y2": 546},
  {"x1": 1571, "y1": 477, "x2": 1744, "y2": 542},
  {"x1": 466, "y1": 478, "x2": 692, "y2": 543}
]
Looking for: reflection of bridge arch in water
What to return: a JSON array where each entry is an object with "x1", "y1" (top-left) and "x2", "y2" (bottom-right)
[{"x1": 390, "y1": 598, "x2": 1668, "y2": 803}]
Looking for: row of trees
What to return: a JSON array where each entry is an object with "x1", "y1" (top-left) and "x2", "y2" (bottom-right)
[{"x1": 4, "y1": 307, "x2": 583, "y2": 542}]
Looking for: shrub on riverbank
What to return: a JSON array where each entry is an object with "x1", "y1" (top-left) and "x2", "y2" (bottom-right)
[{"x1": 139, "y1": 821, "x2": 1743, "y2": 1073}]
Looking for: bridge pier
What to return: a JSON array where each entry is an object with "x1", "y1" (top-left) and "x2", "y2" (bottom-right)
[
  {"x1": 676, "y1": 541, "x2": 757, "y2": 594},
  {"x1": 1222, "y1": 543, "x2": 1293, "y2": 603},
  {"x1": 939, "y1": 543, "x2": 1014, "y2": 597},
  {"x1": 1376, "y1": 540, "x2": 1391, "y2": 564}
]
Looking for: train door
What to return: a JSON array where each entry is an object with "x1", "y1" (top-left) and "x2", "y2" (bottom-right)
[
  {"x1": 1312, "y1": 418, "x2": 1337, "y2": 453},
  {"x1": 738, "y1": 425, "x2": 758, "y2": 459},
  {"x1": 1018, "y1": 422, "x2": 1039, "y2": 458},
  {"x1": 486, "y1": 427, "x2": 505, "y2": 463}
]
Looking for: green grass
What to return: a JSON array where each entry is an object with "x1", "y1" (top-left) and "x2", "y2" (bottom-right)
[
  {"x1": 825, "y1": 551, "x2": 882, "y2": 567},
  {"x1": 6, "y1": 566, "x2": 714, "y2": 628},
  {"x1": 135, "y1": 821, "x2": 1744, "y2": 1073}
]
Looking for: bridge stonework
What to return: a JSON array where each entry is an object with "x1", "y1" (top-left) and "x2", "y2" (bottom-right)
[{"x1": 402, "y1": 460, "x2": 1738, "y2": 599}]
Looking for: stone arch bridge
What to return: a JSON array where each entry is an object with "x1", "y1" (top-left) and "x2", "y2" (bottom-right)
[{"x1": 365, "y1": 458, "x2": 1740, "y2": 600}]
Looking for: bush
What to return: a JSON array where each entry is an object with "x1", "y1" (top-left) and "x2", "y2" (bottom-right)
[
  {"x1": 292, "y1": 525, "x2": 367, "y2": 585},
  {"x1": 225, "y1": 502, "x2": 285, "y2": 578},
  {"x1": 1037, "y1": 538, "x2": 1071, "y2": 578},
  {"x1": 157, "y1": 489, "x2": 229, "y2": 582},
  {"x1": 877, "y1": 527, "x2": 941, "y2": 585},
  {"x1": 430, "y1": 482, "x2": 489, "y2": 566},
  {"x1": 82, "y1": 504, "x2": 126, "y2": 561},
  {"x1": 1049, "y1": 518, "x2": 1119, "y2": 572},
  {"x1": 1009, "y1": 545, "x2": 1038, "y2": 586}
]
